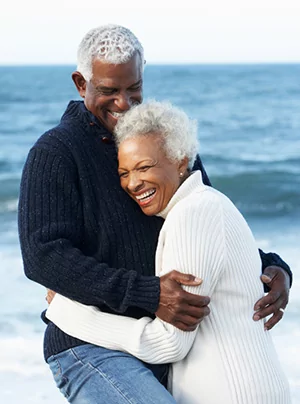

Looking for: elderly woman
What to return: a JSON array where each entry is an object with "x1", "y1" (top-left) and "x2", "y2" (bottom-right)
[{"x1": 47, "y1": 101, "x2": 291, "y2": 403}]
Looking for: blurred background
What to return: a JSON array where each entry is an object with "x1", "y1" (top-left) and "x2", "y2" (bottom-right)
[{"x1": 1, "y1": 1, "x2": 299, "y2": 403}]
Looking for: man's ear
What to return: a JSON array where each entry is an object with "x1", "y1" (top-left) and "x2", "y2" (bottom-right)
[{"x1": 72, "y1": 71, "x2": 87, "y2": 98}]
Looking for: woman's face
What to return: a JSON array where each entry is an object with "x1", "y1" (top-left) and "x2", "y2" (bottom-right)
[{"x1": 118, "y1": 133, "x2": 187, "y2": 215}]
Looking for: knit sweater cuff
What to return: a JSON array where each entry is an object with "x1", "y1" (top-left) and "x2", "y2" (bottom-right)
[{"x1": 128, "y1": 275, "x2": 161, "y2": 314}]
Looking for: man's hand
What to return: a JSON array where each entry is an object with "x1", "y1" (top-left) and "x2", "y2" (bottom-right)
[
  {"x1": 156, "y1": 270, "x2": 210, "y2": 331},
  {"x1": 253, "y1": 266, "x2": 290, "y2": 330},
  {"x1": 46, "y1": 289, "x2": 56, "y2": 304}
]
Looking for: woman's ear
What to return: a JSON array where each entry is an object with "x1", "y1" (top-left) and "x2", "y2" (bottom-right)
[
  {"x1": 178, "y1": 156, "x2": 189, "y2": 176},
  {"x1": 72, "y1": 71, "x2": 87, "y2": 99}
]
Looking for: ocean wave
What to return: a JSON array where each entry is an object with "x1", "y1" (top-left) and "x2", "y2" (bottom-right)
[
  {"x1": 0, "y1": 159, "x2": 11, "y2": 171},
  {"x1": 211, "y1": 171, "x2": 300, "y2": 218},
  {"x1": 0, "y1": 199, "x2": 18, "y2": 213},
  {"x1": 205, "y1": 154, "x2": 300, "y2": 167},
  {"x1": 235, "y1": 201, "x2": 299, "y2": 218},
  {"x1": 0, "y1": 176, "x2": 20, "y2": 204}
]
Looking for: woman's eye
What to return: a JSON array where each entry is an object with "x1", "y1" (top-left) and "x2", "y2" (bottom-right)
[{"x1": 139, "y1": 166, "x2": 151, "y2": 172}]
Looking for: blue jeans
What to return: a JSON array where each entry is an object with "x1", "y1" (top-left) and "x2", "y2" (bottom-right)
[{"x1": 47, "y1": 344, "x2": 176, "y2": 403}]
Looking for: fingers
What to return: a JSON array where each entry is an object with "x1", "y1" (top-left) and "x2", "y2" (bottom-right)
[
  {"x1": 168, "y1": 288, "x2": 210, "y2": 312},
  {"x1": 172, "y1": 321, "x2": 198, "y2": 332},
  {"x1": 260, "y1": 274, "x2": 272, "y2": 284},
  {"x1": 171, "y1": 270, "x2": 203, "y2": 286},
  {"x1": 263, "y1": 310, "x2": 285, "y2": 331},
  {"x1": 174, "y1": 314, "x2": 203, "y2": 331},
  {"x1": 45, "y1": 289, "x2": 56, "y2": 304},
  {"x1": 180, "y1": 304, "x2": 211, "y2": 319},
  {"x1": 159, "y1": 271, "x2": 210, "y2": 308},
  {"x1": 253, "y1": 299, "x2": 285, "y2": 321},
  {"x1": 158, "y1": 270, "x2": 210, "y2": 329},
  {"x1": 182, "y1": 290, "x2": 210, "y2": 308},
  {"x1": 253, "y1": 274, "x2": 288, "y2": 330},
  {"x1": 253, "y1": 303, "x2": 287, "y2": 330},
  {"x1": 156, "y1": 305, "x2": 210, "y2": 331},
  {"x1": 253, "y1": 291, "x2": 281, "y2": 312},
  {"x1": 253, "y1": 290, "x2": 288, "y2": 319}
]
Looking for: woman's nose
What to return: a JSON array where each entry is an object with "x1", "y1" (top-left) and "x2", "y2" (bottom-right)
[{"x1": 127, "y1": 173, "x2": 143, "y2": 193}]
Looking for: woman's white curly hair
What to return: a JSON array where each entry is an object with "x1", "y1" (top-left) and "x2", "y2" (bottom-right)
[
  {"x1": 77, "y1": 24, "x2": 144, "y2": 81},
  {"x1": 114, "y1": 100, "x2": 199, "y2": 169}
]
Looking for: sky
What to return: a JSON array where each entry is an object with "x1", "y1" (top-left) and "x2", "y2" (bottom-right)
[{"x1": 2, "y1": 0, "x2": 300, "y2": 65}]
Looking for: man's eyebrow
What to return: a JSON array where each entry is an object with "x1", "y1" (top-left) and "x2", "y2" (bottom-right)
[
  {"x1": 95, "y1": 84, "x2": 116, "y2": 90},
  {"x1": 95, "y1": 78, "x2": 142, "y2": 90}
]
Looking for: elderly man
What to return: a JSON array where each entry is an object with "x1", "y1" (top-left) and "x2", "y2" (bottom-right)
[{"x1": 19, "y1": 24, "x2": 292, "y2": 403}]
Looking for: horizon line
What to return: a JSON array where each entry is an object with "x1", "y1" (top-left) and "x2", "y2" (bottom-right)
[{"x1": 1, "y1": 61, "x2": 300, "y2": 67}]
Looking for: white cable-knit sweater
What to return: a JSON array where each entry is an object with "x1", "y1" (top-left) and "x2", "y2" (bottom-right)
[{"x1": 46, "y1": 172, "x2": 291, "y2": 404}]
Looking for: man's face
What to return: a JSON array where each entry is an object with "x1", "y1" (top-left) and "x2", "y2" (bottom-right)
[{"x1": 74, "y1": 53, "x2": 143, "y2": 133}]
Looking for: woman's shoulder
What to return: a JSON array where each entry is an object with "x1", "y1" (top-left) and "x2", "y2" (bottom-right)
[
  {"x1": 167, "y1": 186, "x2": 242, "y2": 235},
  {"x1": 165, "y1": 186, "x2": 225, "y2": 226},
  {"x1": 176, "y1": 185, "x2": 229, "y2": 212}
]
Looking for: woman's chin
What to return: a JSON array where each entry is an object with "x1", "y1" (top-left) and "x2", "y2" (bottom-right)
[
  {"x1": 140, "y1": 204, "x2": 161, "y2": 216},
  {"x1": 141, "y1": 208, "x2": 158, "y2": 216}
]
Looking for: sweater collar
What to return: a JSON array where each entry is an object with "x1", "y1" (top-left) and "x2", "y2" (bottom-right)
[
  {"x1": 62, "y1": 101, "x2": 113, "y2": 139},
  {"x1": 157, "y1": 171, "x2": 204, "y2": 219}
]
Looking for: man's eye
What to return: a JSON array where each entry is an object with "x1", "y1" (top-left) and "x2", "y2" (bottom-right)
[
  {"x1": 119, "y1": 172, "x2": 128, "y2": 178},
  {"x1": 129, "y1": 84, "x2": 142, "y2": 92},
  {"x1": 98, "y1": 89, "x2": 116, "y2": 96}
]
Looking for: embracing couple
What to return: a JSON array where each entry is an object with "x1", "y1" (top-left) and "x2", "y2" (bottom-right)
[{"x1": 19, "y1": 24, "x2": 292, "y2": 403}]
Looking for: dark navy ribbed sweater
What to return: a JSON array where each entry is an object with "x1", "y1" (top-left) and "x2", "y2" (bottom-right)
[{"x1": 18, "y1": 101, "x2": 292, "y2": 360}]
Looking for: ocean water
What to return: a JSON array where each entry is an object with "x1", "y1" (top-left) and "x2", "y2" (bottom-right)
[{"x1": 0, "y1": 64, "x2": 299, "y2": 403}]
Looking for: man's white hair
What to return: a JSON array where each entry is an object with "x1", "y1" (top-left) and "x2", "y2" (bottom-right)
[
  {"x1": 114, "y1": 100, "x2": 199, "y2": 169},
  {"x1": 77, "y1": 24, "x2": 144, "y2": 81}
]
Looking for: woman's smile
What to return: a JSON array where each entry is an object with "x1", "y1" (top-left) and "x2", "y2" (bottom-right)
[{"x1": 134, "y1": 188, "x2": 157, "y2": 206}]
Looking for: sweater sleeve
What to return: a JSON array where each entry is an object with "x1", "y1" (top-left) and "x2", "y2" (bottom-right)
[
  {"x1": 46, "y1": 191, "x2": 226, "y2": 364},
  {"x1": 18, "y1": 147, "x2": 160, "y2": 313}
]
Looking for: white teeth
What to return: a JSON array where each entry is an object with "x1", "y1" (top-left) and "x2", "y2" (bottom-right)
[
  {"x1": 136, "y1": 189, "x2": 156, "y2": 200},
  {"x1": 110, "y1": 112, "x2": 124, "y2": 118}
]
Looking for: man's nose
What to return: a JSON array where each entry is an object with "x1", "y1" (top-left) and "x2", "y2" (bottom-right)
[{"x1": 115, "y1": 92, "x2": 132, "y2": 111}]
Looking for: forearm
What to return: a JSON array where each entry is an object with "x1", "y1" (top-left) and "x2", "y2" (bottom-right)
[
  {"x1": 46, "y1": 294, "x2": 195, "y2": 364},
  {"x1": 259, "y1": 249, "x2": 293, "y2": 288},
  {"x1": 21, "y1": 239, "x2": 160, "y2": 313}
]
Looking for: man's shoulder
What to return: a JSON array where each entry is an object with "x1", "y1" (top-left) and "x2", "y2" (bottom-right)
[
  {"x1": 32, "y1": 125, "x2": 73, "y2": 159},
  {"x1": 32, "y1": 101, "x2": 86, "y2": 155}
]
